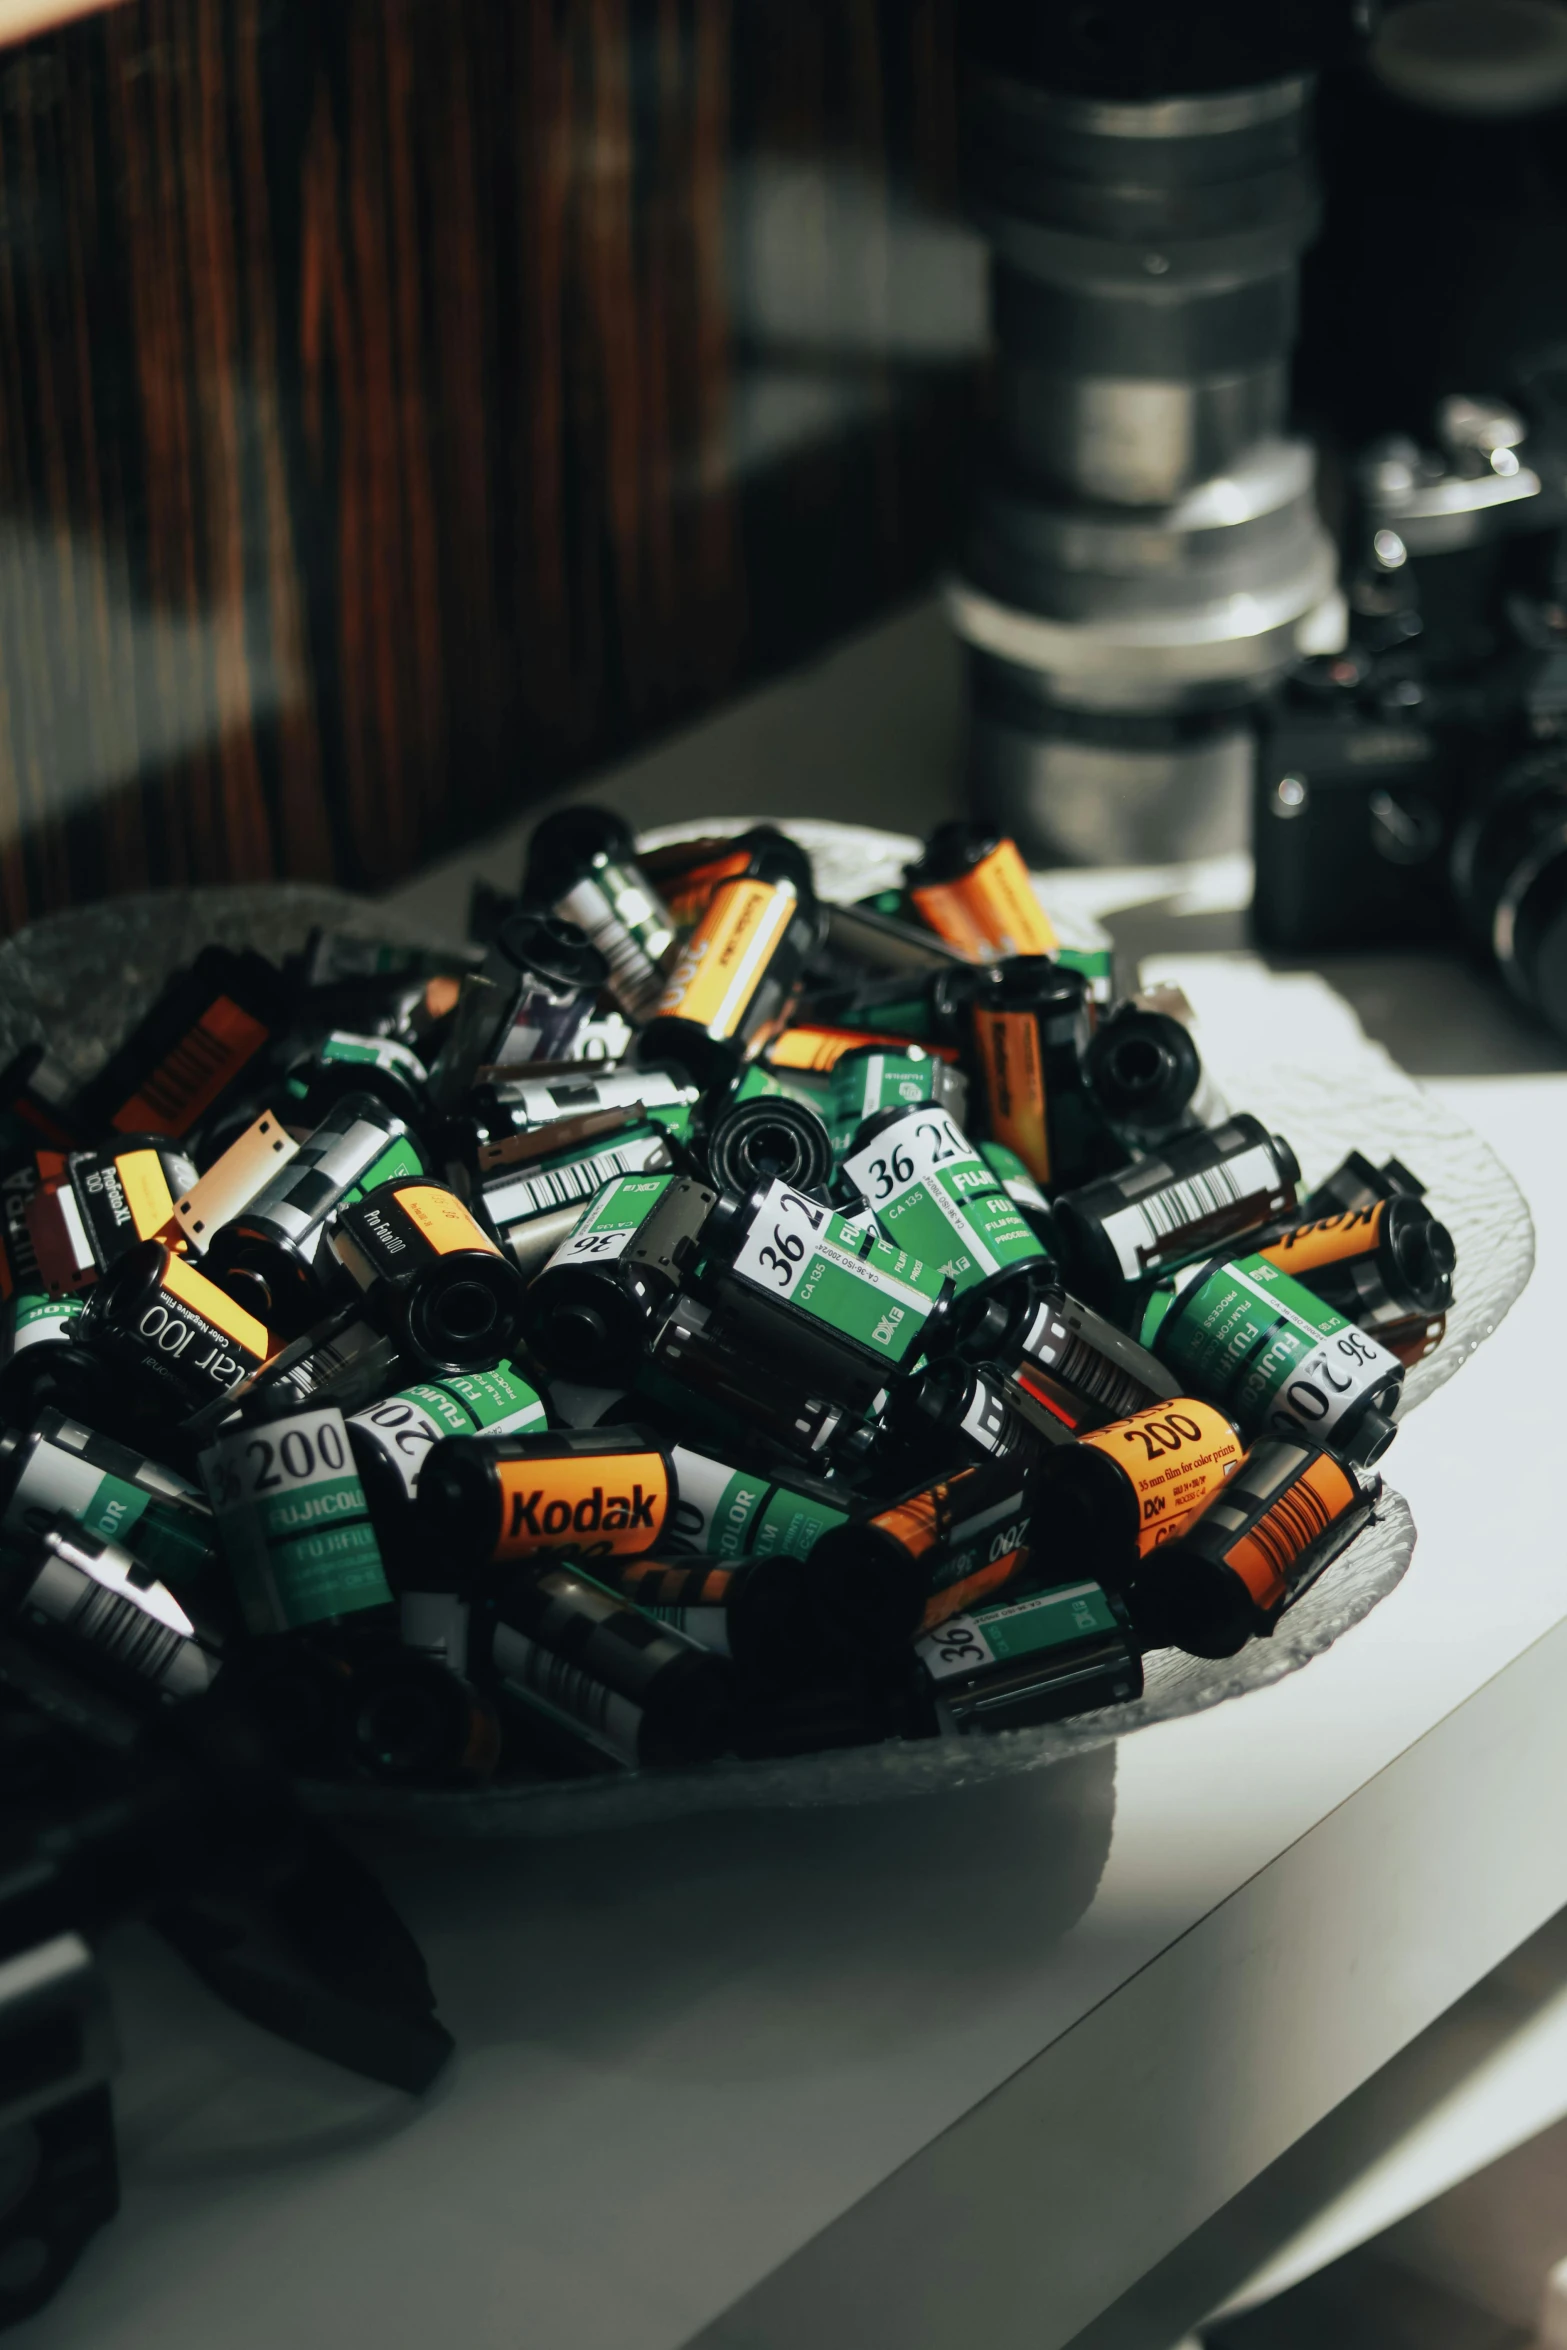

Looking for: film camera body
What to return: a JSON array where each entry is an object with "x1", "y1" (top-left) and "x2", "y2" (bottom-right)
[{"x1": 1253, "y1": 389, "x2": 1567, "y2": 1034}]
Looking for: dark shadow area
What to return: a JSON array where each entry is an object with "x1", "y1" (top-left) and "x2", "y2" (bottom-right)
[{"x1": 356, "y1": 1742, "x2": 1118, "y2": 2082}]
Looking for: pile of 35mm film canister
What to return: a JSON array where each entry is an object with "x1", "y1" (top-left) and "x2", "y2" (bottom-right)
[{"x1": 0, "y1": 813, "x2": 1457, "y2": 1789}]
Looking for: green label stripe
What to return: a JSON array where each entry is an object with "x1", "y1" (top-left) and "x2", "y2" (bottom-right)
[
  {"x1": 976, "y1": 1581, "x2": 1118, "y2": 1658},
  {"x1": 81, "y1": 1470, "x2": 153, "y2": 1548},
  {"x1": 406, "y1": 1368, "x2": 545, "y2": 1437},
  {"x1": 750, "y1": 1486, "x2": 848, "y2": 1557},
  {"x1": 14, "y1": 1290, "x2": 84, "y2": 1340},
  {"x1": 339, "y1": 1133, "x2": 425, "y2": 1209},
  {"x1": 584, "y1": 1173, "x2": 669, "y2": 1232},
  {"x1": 1156, "y1": 1253, "x2": 1392, "y2": 1438}
]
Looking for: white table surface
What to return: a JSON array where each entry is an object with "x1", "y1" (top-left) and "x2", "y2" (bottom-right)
[{"x1": 16, "y1": 790, "x2": 1567, "y2": 2349}]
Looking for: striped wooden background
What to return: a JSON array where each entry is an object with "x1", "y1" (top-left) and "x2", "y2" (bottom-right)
[{"x1": 0, "y1": 0, "x2": 967, "y2": 930}]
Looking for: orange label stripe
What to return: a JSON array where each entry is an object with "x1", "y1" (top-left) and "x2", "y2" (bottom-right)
[{"x1": 1224, "y1": 1455, "x2": 1355, "y2": 1610}]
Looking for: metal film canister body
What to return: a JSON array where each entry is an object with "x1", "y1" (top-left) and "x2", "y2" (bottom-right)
[
  {"x1": 1084, "y1": 1008, "x2": 1206, "y2": 1148},
  {"x1": 1298, "y1": 1150, "x2": 1426, "y2": 1219},
  {"x1": 703, "y1": 1175, "x2": 953, "y2": 1415},
  {"x1": 877, "y1": 1358, "x2": 1041, "y2": 1476},
  {"x1": 665, "y1": 1442, "x2": 849, "y2": 1563},
  {"x1": 598, "y1": 1550, "x2": 813, "y2": 1681},
  {"x1": 1034, "y1": 1396, "x2": 1244, "y2": 1576},
  {"x1": 841, "y1": 1101, "x2": 1049, "y2": 1341},
  {"x1": 523, "y1": 805, "x2": 678, "y2": 1020},
  {"x1": 414, "y1": 1426, "x2": 675, "y2": 1581},
  {"x1": 520, "y1": 1172, "x2": 714, "y2": 1381},
  {"x1": 1257, "y1": 1196, "x2": 1456, "y2": 1335},
  {"x1": 636, "y1": 851, "x2": 821, "y2": 1086},
  {"x1": 914, "y1": 1579, "x2": 1141, "y2": 1734},
  {"x1": 346, "y1": 1367, "x2": 547, "y2": 1573},
  {"x1": 702, "y1": 1093, "x2": 834, "y2": 1200},
  {"x1": 203, "y1": 1091, "x2": 421, "y2": 1337},
  {"x1": 972, "y1": 1281, "x2": 1180, "y2": 1435},
  {"x1": 964, "y1": 957, "x2": 1104, "y2": 1191},
  {"x1": 904, "y1": 825, "x2": 1059, "y2": 961},
  {"x1": 331, "y1": 1179, "x2": 529, "y2": 1376},
  {"x1": 199, "y1": 1401, "x2": 393, "y2": 1637},
  {"x1": 1131, "y1": 1438, "x2": 1379, "y2": 1658},
  {"x1": 1142, "y1": 1251, "x2": 1404, "y2": 1463},
  {"x1": 481, "y1": 1559, "x2": 733, "y2": 1768},
  {"x1": 295, "y1": 1032, "x2": 433, "y2": 1136},
  {"x1": 0, "y1": 1409, "x2": 214, "y2": 1592},
  {"x1": 476, "y1": 1110, "x2": 684, "y2": 1271},
  {"x1": 808, "y1": 1453, "x2": 1039, "y2": 1651},
  {"x1": 2, "y1": 1516, "x2": 220, "y2": 1706},
  {"x1": 641, "y1": 1294, "x2": 877, "y2": 1474},
  {"x1": 26, "y1": 1136, "x2": 197, "y2": 1293},
  {"x1": 81, "y1": 1239, "x2": 278, "y2": 1417},
  {"x1": 477, "y1": 913, "x2": 610, "y2": 1070},
  {"x1": 827, "y1": 1044, "x2": 968, "y2": 1154},
  {"x1": 1053, "y1": 1113, "x2": 1300, "y2": 1316},
  {"x1": 71, "y1": 942, "x2": 284, "y2": 1143}
]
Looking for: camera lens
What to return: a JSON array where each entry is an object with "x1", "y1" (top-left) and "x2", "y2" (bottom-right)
[
  {"x1": 951, "y1": 438, "x2": 1339, "y2": 863},
  {"x1": 969, "y1": 75, "x2": 1319, "y2": 505},
  {"x1": 1452, "y1": 746, "x2": 1567, "y2": 1035}
]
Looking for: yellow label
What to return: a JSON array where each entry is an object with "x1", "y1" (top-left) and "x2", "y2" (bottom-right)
[
  {"x1": 492, "y1": 1452, "x2": 671, "y2": 1559},
  {"x1": 118, "y1": 1148, "x2": 178, "y2": 1241},
  {"x1": 163, "y1": 1250, "x2": 275, "y2": 1360},
  {"x1": 1080, "y1": 1398, "x2": 1241, "y2": 1556},
  {"x1": 911, "y1": 841, "x2": 1058, "y2": 962},
  {"x1": 972, "y1": 1007, "x2": 1051, "y2": 1182},
  {"x1": 1259, "y1": 1203, "x2": 1384, "y2": 1277},
  {"x1": 655, "y1": 879, "x2": 796, "y2": 1039},
  {"x1": 392, "y1": 1182, "x2": 499, "y2": 1259}
]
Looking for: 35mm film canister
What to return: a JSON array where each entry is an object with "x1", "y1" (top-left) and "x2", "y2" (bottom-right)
[
  {"x1": 665, "y1": 1443, "x2": 848, "y2": 1561},
  {"x1": 1054, "y1": 1115, "x2": 1301, "y2": 1315},
  {"x1": 969, "y1": 1281, "x2": 1180, "y2": 1434},
  {"x1": 199, "y1": 1396, "x2": 393, "y2": 1637},
  {"x1": 965, "y1": 958, "x2": 1102, "y2": 1191},
  {"x1": 347, "y1": 1366, "x2": 548, "y2": 1571},
  {"x1": 0, "y1": 1409, "x2": 214, "y2": 1593},
  {"x1": 1142, "y1": 1252, "x2": 1404, "y2": 1463},
  {"x1": 841, "y1": 1102, "x2": 1048, "y2": 1336},
  {"x1": 905, "y1": 824, "x2": 1058, "y2": 961},
  {"x1": 1257, "y1": 1196, "x2": 1457, "y2": 1334},
  {"x1": 808, "y1": 1454, "x2": 1039, "y2": 1650},
  {"x1": 331, "y1": 1179, "x2": 529, "y2": 1376},
  {"x1": 2, "y1": 1514, "x2": 220, "y2": 1707},
  {"x1": 1034, "y1": 1397, "x2": 1243, "y2": 1575},
  {"x1": 203, "y1": 1092, "x2": 421, "y2": 1337},
  {"x1": 598, "y1": 1551, "x2": 813, "y2": 1681},
  {"x1": 637, "y1": 845, "x2": 820, "y2": 1086},
  {"x1": 523, "y1": 805, "x2": 677, "y2": 1019},
  {"x1": 82, "y1": 1239, "x2": 278, "y2": 1417},
  {"x1": 1132, "y1": 1438, "x2": 1380, "y2": 1658},
  {"x1": 481, "y1": 1560, "x2": 733, "y2": 1768},
  {"x1": 702, "y1": 1175, "x2": 952, "y2": 1411},
  {"x1": 641, "y1": 1294, "x2": 877, "y2": 1473},
  {"x1": 26, "y1": 1137, "x2": 195, "y2": 1293},
  {"x1": 702, "y1": 1093, "x2": 834, "y2": 1201},
  {"x1": 414, "y1": 1426, "x2": 674, "y2": 1578},
  {"x1": 521, "y1": 1172, "x2": 714, "y2": 1380},
  {"x1": 913, "y1": 1580, "x2": 1140, "y2": 1735}
]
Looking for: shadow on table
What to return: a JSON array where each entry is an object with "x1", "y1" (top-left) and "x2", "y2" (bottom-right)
[{"x1": 376, "y1": 1742, "x2": 1118, "y2": 2082}]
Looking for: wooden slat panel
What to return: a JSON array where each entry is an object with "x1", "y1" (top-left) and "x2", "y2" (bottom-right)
[{"x1": 0, "y1": 0, "x2": 965, "y2": 930}]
